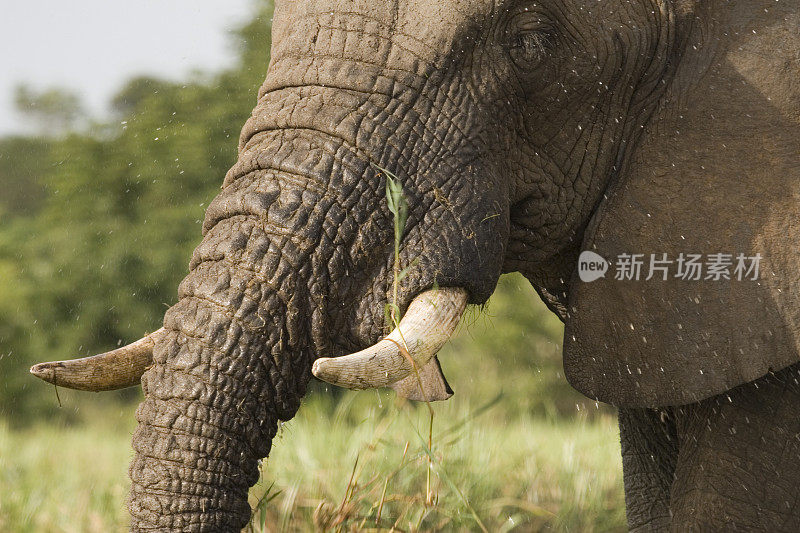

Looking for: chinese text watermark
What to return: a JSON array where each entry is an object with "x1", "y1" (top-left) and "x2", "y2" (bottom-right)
[{"x1": 578, "y1": 251, "x2": 761, "y2": 283}]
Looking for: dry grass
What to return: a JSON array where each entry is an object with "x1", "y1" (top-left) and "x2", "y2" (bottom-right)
[
  {"x1": 0, "y1": 393, "x2": 624, "y2": 532},
  {"x1": 246, "y1": 391, "x2": 625, "y2": 532}
]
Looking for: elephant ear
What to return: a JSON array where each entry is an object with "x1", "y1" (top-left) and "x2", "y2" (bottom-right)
[{"x1": 563, "y1": 5, "x2": 800, "y2": 408}]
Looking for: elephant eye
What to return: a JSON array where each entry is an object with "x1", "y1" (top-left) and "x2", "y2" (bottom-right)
[
  {"x1": 503, "y1": 8, "x2": 554, "y2": 71},
  {"x1": 510, "y1": 31, "x2": 550, "y2": 66}
]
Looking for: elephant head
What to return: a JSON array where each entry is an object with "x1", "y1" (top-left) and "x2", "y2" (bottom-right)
[{"x1": 30, "y1": 0, "x2": 800, "y2": 529}]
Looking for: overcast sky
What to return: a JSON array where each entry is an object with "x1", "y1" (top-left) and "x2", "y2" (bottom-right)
[{"x1": 0, "y1": 0, "x2": 255, "y2": 135}]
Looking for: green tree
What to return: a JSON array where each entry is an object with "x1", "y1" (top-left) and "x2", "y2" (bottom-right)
[
  {"x1": 0, "y1": 0, "x2": 274, "y2": 422},
  {"x1": 13, "y1": 85, "x2": 85, "y2": 135},
  {"x1": 0, "y1": 137, "x2": 51, "y2": 216}
]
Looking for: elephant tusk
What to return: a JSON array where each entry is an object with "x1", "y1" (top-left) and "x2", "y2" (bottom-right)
[
  {"x1": 29, "y1": 328, "x2": 164, "y2": 392},
  {"x1": 311, "y1": 287, "x2": 467, "y2": 390}
]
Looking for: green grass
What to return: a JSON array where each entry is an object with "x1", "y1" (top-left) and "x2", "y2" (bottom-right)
[
  {"x1": 0, "y1": 410, "x2": 133, "y2": 532},
  {"x1": 0, "y1": 394, "x2": 624, "y2": 532}
]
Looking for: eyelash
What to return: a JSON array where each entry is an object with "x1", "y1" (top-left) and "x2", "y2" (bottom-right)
[
  {"x1": 514, "y1": 31, "x2": 551, "y2": 58},
  {"x1": 506, "y1": 27, "x2": 553, "y2": 71}
]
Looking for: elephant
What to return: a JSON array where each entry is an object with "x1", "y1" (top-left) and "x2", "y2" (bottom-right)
[{"x1": 29, "y1": 0, "x2": 800, "y2": 530}]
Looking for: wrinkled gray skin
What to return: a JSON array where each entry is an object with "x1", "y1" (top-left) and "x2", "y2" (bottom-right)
[{"x1": 126, "y1": 0, "x2": 800, "y2": 530}]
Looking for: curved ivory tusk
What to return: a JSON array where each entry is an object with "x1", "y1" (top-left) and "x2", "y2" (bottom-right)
[
  {"x1": 29, "y1": 328, "x2": 164, "y2": 392},
  {"x1": 312, "y1": 287, "x2": 467, "y2": 390}
]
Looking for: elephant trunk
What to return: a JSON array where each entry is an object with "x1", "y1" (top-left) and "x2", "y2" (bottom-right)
[{"x1": 128, "y1": 172, "x2": 322, "y2": 528}]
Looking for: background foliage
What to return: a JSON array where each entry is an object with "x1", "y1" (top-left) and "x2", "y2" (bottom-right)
[
  {"x1": 0, "y1": 1, "x2": 622, "y2": 530},
  {"x1": 0, "y1": 3, "x2": 273, "y2": 420}
]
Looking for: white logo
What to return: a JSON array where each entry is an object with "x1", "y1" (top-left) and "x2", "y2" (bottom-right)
[
  {"x1": 577, "y1": 251, "x2": 762, "y2": 282},
  {"x1": 578, "y1": 251, "x2": 609, "y2": 282}
]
